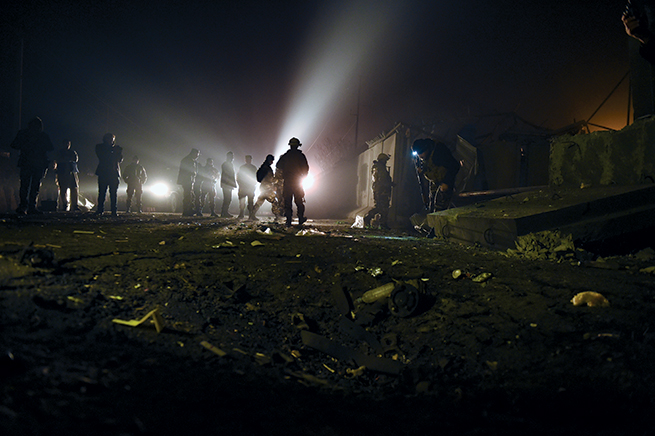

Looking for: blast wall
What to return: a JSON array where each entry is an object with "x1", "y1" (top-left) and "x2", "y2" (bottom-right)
[{"x1": 550, "y1": 117, "x2": 655, "y2": 188}]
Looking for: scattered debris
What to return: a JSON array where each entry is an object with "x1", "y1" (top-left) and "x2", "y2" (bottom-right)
[
  {"x1": 345, "y1": 366, "x2": 366, "y2": 378},
  {"x1": 471, "y1": 272, "x2": 493, "y2": 283},
  {"x1": 331, "y1": 286, "x2": 354, "y2": 317},
  {"x1": 570, "y1": 291, "x2": 610, "y2": 307},
  {"x1": 300, "y1": 330, "x2": 403, "y2": 375},
  {"x1": 213, "y1": 241, "x2": 236, "y2": 249},
  {"x1": 635, "y1": 247, "x2": 655, "y2": 262},
  {"x1": 356, "y1": 282, "x2": 396, "y2": 304},
  {"x1": 19, "y1": 243, "x2": 57, "y2": 268},
  {"x1": 368, "y1": 267, "x2": 384, "y2": 277},
  {"x1": 351, "y1": 215, "x2": 365, "y2": 229},
  {"x1": 200, "y1": 341, "x2": 227, "y2": 357},
  {"x1": 338, "y1": 318, "x2": 384, "y2": 353},
  {"x1": 640, "y1": 266, "x2": 655, "y2": 275},
  {"x1": 296, "y1": 228, "x2": 326, "y2": 236},
  {"x1": 388, "y1": 282, "x2": 422, "y2": 317},
  {"x1": 112, "y1": 307, "x2": 165, "y2": 333},
  {"x1": 507, "y1": 230, "x2": 577, "y2": 261}
]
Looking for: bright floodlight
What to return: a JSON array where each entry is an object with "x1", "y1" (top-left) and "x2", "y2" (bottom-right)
[
  {"x1": 149, "y1": 182, "x2": 170, "y2": 197},
  {"x1": 275, "y1": 2, "x2": 398, "y2": 157},
  {"x1": 302, "y1": 173, "x2": 315, "y2": 192}
]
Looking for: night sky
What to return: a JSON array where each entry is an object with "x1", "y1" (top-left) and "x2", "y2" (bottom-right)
[{"x1": 0, "y1": 0, "x2": 631, "y2": 179}]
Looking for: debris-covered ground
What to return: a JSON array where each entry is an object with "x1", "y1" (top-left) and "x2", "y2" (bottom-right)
[{"x1": 2, "y1": 213, "x2": 655, "y2": 435}]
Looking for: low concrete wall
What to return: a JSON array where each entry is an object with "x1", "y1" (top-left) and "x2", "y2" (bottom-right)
[{"x1": 550, "y1": 117, "x2": 655, "y2": 188}]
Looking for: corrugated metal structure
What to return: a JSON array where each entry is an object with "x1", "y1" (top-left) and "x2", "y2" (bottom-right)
[{"x1": 349, "y1": 123, "x2": 482, "y2": 228}]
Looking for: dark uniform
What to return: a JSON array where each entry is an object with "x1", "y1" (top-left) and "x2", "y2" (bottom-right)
[
  {"x1": 276, "y1": 137, "x2": 309, "y2": 226},
  {"x1": 95, "y1": 133, "x2": 123, "y2": 216},
  {"x1": 412, "y1": 138, "x2": 460, "y2": 212},
  {"x1": 10, "y1": 117, "x2": 54, "y2": 214},
  {"x1": 55, "y1": 141, "x2": 80, "y2": 211},
  {"x1": 199, "y1": 158, "x2": 219, "y2": 216},
  {"x1": 177, "y1": 149, "x2": 200, "y2": 216},
  {"x1": 123, "y1": 156, "x2": 147, "y2": 213},
  {"x1": 220, "y1": 152, "x2": 237, "y2": 217},
  {"x1": 364, "y1": 153, "x2": 394, "y2": 228},
  {"x1": 252, "y1": 154, "x2": 277, "y2": 220}
]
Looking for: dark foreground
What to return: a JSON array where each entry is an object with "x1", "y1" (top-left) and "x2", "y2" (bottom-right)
[{"x1": 1, "y1": 213, "x2": 655, "y2": 435}]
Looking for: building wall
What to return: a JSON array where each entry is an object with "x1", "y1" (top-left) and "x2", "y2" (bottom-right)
[
  {"x1": 550, "y1": 117, "x2": 655, "y2": 188},
  {"x1": 351, "y1": 129, "x2": 429, "y2": 228}
]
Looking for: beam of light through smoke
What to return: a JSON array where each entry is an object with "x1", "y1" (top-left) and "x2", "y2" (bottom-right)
[{"x1": 275, "y1": 1, "x2": 400, "y2": 159}]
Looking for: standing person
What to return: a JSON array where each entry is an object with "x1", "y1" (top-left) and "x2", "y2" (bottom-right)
[
  {"x1": 220, "y1": 151, "x2": 236, "y2": 217},
  {"x1": 411, "y1": 138, "x2": 460, "y2": 213},
  {"x1": 623, "y1": 1, "x2": 655, "y2": 117},
  {"x1": 199, "y1": 157, "x2": 219, "y2": 217},
  {"x1": 237, "y1": 154, "x2": 257, "y2": 219},
  {"x1": 123, "y1": 155, "x2": 147, "y2": 213},
  {"x1": 623, "y1": 0, "x2": 655, "y2": 63},
  {"x1": 95, "y1": 133, "x2": 123, "y2": 216},
  {"x1": 54, "y1": 139, "x2": 80, "y2": 212},
  {"x1": 10, "y1": 117, "x2": 54, "y2": 215},
  {"x1": 252, "y1": 154, "x2": 276, "y2": 220},
  {"x1": 276, "y1": 137, "x2": 309, "y2": 227},
  {"x1": 176, "y1": 148, "x2": 200, "y2": 216},
  {"x1": 364, "y1": 153, "x2": 394, "y2": 229}
]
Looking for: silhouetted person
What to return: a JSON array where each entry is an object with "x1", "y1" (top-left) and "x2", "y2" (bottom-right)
[
  {"x1": 276, "y1": 137, "x2": 309, "y2": 227},
  {"x1": 252, "y1": 154, "x2": 276, "y2": 220},
  {"x1": 220, "y1": 151, "x2": 236, "y2": 217},
  {"x1": 237, "y1": 154, "x2": 257, "y2": 219},
  {"x1": 198, "y1": 157, "x2": 219, "y2": 217},
  {"x1": 55, "y1": 139, "x2": 80, "y2": 211},
  {"x1": 623, "y1": 1, "x2": 655, "y2": 117},
  {"x1": 123, "y1": 155, "x2": 147, "y2": 213},
  {"x1": 95, "y1": 133, "x2": 123, "y2": 216},
  {"x1": 177, "y1": 148, "x2": 200, "y2": 216},
  {"x1": 364, "y1": 153, "x2": 394, "y2": 229},
  {"x1": 623, "y1": 0, "x2": 655, "y2": 63},
  {"x1": 10, "y1": 117, "x2": 54, "y2": 215},
  {"x1": 412, "y1": 138, "x2": 460, "y2": 213}
]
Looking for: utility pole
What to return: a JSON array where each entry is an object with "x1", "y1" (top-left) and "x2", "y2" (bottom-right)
[{"x1": 354, "y1": 76, "x2": 361, "y2": 151}]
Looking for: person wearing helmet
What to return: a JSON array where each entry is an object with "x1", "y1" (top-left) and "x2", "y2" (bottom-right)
[
  {"x1": 411, "y1": 138, "x2": 460, "y2": 212},
  {"x1": 276, "y1": 137, "x2": 309, "y2": 227},
  {"x1": 364, "y1": 153, "x2": 394, "y2": 229}
]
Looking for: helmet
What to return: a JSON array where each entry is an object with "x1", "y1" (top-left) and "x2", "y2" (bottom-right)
[
  {"x1": 412, "y1": 138, "x2": 434, "y2": 155},
  {"x1": 377, "y1": 153, "x2": 390, "y2": 161},
  {"x1": 288, "y1": 137, "x2": 302, "y2": 147}
]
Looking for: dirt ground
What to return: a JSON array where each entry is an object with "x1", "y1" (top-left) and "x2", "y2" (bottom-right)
[{"x1": 2, "y1": 212, "x2": 655, "y2": 436}]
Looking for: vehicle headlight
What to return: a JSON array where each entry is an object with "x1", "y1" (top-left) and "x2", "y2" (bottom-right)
[{"x1": 148, "y1": 182, "x2": 170, "y2": 197}]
